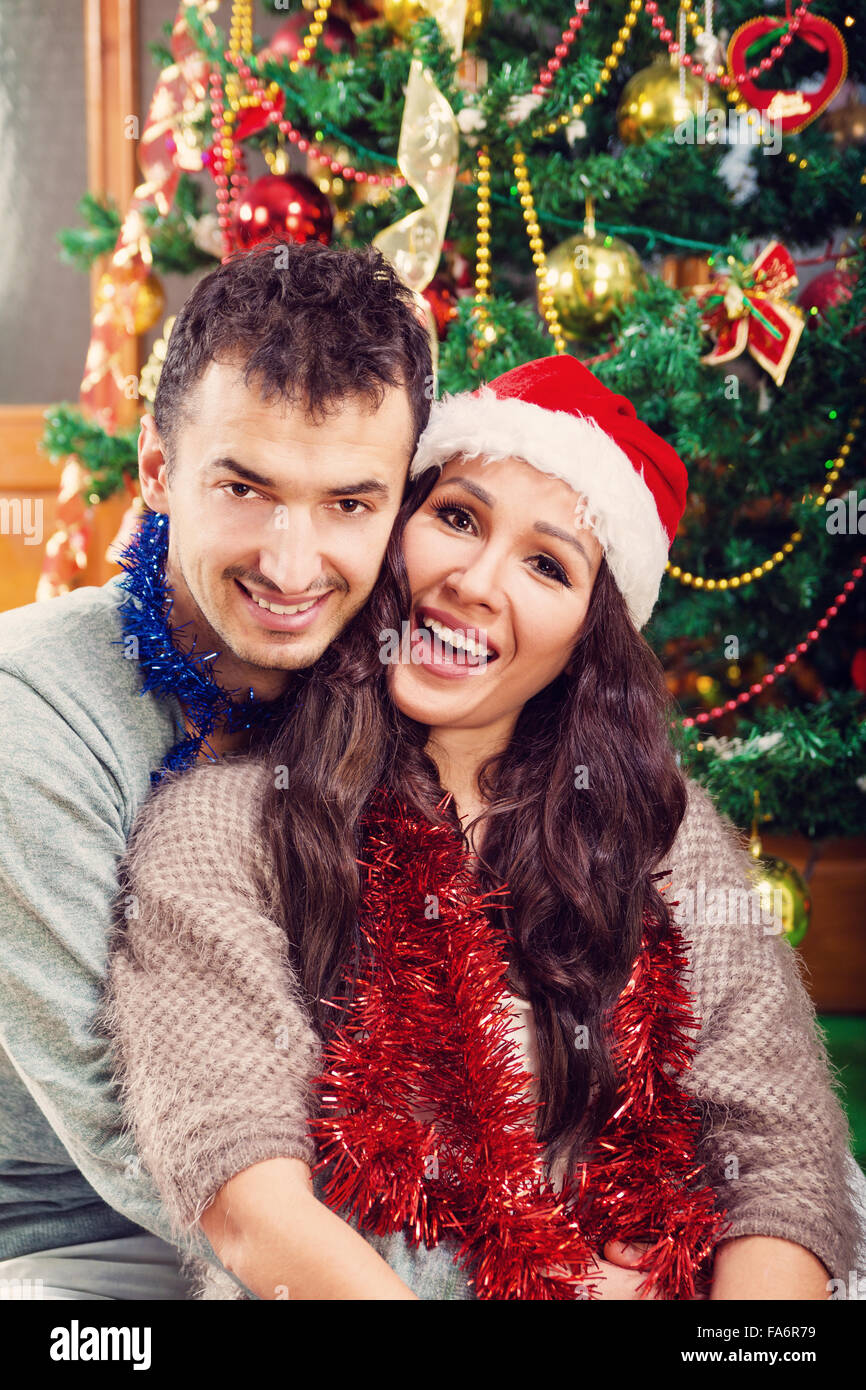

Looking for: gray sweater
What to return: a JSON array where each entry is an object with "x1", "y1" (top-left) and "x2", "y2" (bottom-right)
[
  {"x1": 0, "y1": 578, "x2": 209, "y2": 1262},
  {"x1": 104, "y1": 755, "x2": 866, "y2": 1297}
]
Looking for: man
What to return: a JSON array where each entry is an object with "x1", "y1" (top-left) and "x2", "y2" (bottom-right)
[{"x1": 0, "y1": 240, "x2": 431, "y2": 1298}]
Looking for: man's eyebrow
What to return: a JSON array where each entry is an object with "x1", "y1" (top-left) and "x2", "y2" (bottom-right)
[
  {"x1": 533, "y1": 521, "x2": 593, "y2": 570},
  {"x1": 207, "y1": 457, "x2": 276, "y2": 488},
  {"x1": 320, "y1": 478, "x2": 391, "y2": 498}
]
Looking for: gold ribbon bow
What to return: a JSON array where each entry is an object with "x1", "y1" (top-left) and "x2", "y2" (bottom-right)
[{"x1": 373, "y1": 2, "x2": 467, "y2": 370}]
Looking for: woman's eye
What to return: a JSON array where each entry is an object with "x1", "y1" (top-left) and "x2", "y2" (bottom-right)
[
  {"x1": 434, "y1": 503, "x2": 475, "y2": 533},
  {"x1": 530, "y1": 554, "x2": 570, "y2": 586}
]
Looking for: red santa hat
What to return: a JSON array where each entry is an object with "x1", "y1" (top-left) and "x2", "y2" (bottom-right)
[{"x1": 410, "y1": 355, "x2": 689, "y2": 630}]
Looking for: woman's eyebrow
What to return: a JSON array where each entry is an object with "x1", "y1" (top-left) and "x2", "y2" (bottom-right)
[
  {"x1": 446, "y1": 477, "x2": 495, "y2": 507},
  {"x1": 533, "y1": 521, "x2": 593, "y2": 571}
]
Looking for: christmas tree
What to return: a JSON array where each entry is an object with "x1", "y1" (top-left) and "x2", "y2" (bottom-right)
[{"x1": 42, "y1": 0, "x2": 866, "y2": 842}]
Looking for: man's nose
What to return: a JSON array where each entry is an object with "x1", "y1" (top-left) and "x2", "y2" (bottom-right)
[{"x1": 256, "y1": 509, "x2": 327, "y2": 596}]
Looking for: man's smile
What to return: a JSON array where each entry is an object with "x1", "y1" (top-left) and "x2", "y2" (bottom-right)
[{"x1": 234, "y1": 579, "x2": 333, "y2": 632}]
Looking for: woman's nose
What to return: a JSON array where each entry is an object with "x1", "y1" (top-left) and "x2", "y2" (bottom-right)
[{"x1": 445, "y1": 545, "x2": 506, "y2": 612}]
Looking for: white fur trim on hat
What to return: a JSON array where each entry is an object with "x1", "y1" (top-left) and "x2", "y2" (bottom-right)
[{"x1": 410, "y1": 387, "x2": 671, "y2": 629}]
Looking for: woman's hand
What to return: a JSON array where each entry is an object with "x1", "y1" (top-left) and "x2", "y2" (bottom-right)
[
  {"x1": 200, "y1": 1157, "x2": 419, "y2": 1301},
  {"x1": 590, "y1": 1236, "x2": 831, "y2": 1300},
  {"x1": 709, "y1": 1236, "x2": 830, "y2": 1300},
  {"x1": 541, "y1": 1241, "x2": 707, "y2": 1299}
]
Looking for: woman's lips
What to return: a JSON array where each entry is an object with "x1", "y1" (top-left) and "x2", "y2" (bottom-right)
[
  {"x1": 410, "y1": 608, "x2": 499, "y2": 680},
  {"x1": 235, "y1": 579, "x2": 332, "y2": 633}
]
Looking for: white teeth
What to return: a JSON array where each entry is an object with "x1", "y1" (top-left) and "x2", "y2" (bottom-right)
[
  {"x1": 421, "y1": 615, "x2": 490, "y2": 659},
  {"x1": 250, "y1": 592, "x2": 319, "y2": 615}
]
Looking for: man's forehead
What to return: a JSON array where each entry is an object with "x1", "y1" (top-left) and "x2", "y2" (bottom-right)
[{"x1": 189, "y1": 356, "x2": 413, "y2": 438}]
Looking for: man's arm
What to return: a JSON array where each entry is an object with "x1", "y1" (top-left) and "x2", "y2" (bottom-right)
[{"x1": 0, "y1": 668, "x2": 212, "y2": 1262}]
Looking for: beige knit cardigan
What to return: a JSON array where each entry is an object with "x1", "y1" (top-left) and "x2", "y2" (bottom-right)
[{"x1": 102, "y1": 756, "x2": 865, "y2": 1296}]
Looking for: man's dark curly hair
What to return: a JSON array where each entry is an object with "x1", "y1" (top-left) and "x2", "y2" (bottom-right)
[{"x1": 153, "y1": 238, "x2": 433, "y2": 474}]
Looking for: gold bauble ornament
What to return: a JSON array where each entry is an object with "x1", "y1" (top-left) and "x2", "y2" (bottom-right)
[
  {"x1": 617, "y1": 58, "x2": 707, "y2": 145},
  {"x1": 540, "y1": 217, "x2": 645, "y2": 341},
  {"x1": 821, "y1": 100, "x2": 866, "y2": 149},
  {"x1": 750, "y1": 852, "x2": 811, "y2": 948},
  {"x1": 383, "y1": 0, "x2": 490, "y2": 45},
  {"x1": 749, "y1": 806, "x2": 811, "y2": 949},
  {"x1": 95, "y1": 267, "x2": 165, "y2": 336}
]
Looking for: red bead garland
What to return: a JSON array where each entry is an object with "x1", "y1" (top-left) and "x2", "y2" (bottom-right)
[
  {"x1": 534, "y1": 1, "x2": 591, "y2": 96},
  {"x1": 646, "y1": 0, "x2": 813, "y2": 89},
  {"x1": 680, "y1": 553, "x2": 866, "y2": 728},
  {"x1": 221, "y1": 47, "x2": 404, "y2": 190},
  {"x1": 209, "y1": 67, "x2": 249, "y2": 261}
]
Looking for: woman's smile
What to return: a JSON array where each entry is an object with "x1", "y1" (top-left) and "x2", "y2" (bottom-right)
[{"x1": 410, "y1": 603, "x2": 500, "y2": 679}]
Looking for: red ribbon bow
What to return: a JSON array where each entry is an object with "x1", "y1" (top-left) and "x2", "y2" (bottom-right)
[{"x1": 696, "y1": 241, "x2": 805, "y2": 387}]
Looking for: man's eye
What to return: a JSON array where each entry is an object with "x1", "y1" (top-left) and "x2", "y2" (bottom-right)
[
  {"x1": 332, "y1": 499, "x2": 368, "y2": 514},
  {"x1": 226, "y1": 482, "x2": 257, "y2": 499}
]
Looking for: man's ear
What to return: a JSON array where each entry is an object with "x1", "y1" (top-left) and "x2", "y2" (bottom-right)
[{"x1": 138, "y1": 413, "x2": 170, "y2": 513}]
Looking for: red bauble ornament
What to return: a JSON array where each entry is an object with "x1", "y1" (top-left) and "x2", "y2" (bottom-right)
[
  {"x1": 233, "y1": 174, "x2": 333, "y2": 249},
  {"x1": 851, "y1": 648, "x2": 866, "y2": 693},
  {"x1": 259, "y1": 12, "x2": 355, "y2": 70},
  {"x1": 422, "y1": 274, "x2": 458, "y2": 340},
  {"x1": 798, "y1": 264, "x2": 857, "y2": 326}
]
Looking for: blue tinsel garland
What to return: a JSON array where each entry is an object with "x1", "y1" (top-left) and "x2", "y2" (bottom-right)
[{"x1": 115, "y1": 509, "x2": 285, "y2": 783}]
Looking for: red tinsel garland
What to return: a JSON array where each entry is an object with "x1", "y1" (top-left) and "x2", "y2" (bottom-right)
[{"x1": 310, "y1": 794, "x2": 730, "y2": 1300}]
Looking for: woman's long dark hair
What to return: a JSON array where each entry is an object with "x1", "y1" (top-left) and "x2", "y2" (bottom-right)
[{"x1": 256, "y1": 471, "x2": 688, "y2": 1177}]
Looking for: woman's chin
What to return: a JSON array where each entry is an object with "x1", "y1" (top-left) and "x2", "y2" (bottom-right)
[{"x1": 388, "y1": 663, "x2": 479, "y2": 726}]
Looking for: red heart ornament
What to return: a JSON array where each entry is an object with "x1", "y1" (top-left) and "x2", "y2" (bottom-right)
[{"x1": 727, "y1": 14, "x2": 848, "y2": 134}]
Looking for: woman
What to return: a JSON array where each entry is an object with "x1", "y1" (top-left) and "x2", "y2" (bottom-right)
[{"x1": 103, "y1": 356, "x2": 865, "y2": 1301}]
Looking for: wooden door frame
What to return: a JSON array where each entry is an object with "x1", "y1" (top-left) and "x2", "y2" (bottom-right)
[{"x1": 0, "y1": 0, "x2": 140, "y2": 601}]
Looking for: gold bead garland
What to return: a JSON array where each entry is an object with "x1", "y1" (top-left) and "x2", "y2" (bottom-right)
[
  {"x1": 289, "y1": 0, "x2": 333, "y2": 74},
  {"x1": 229, "y1": 0, "x2": 252, "y2": 54},
  {"x1": 475, "y1": 146, "x2": 492, "y2": 299},
  {"x1": 511, "y1": 143, "x2": 567, "y2": 353},
  {"x1": 229, "y1": 0, "x2": 331, "y2": 76},
  {"x1": 666, "y1": 415, "x2": 861, "y2": 589},
  {"x1": 223, "y1": 0, "x2": 332, "y2": 174},
  {"x1": 532, "y1": 0, "x2": 644, "y2": 140}
]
